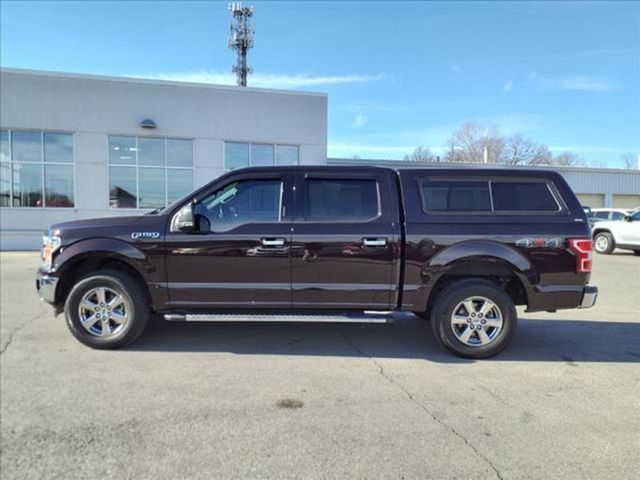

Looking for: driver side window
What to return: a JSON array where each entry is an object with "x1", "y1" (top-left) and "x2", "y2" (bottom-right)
[{"x1": 196, "y1": 178, "x2": 283, "y2": 232}]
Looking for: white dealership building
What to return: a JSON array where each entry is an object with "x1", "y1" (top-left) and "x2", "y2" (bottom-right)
[
  {"x1": 1, "y1": 68, "x2": 639, "y2": 250},
  {"x1": 0, "y1": 68, "x2": 327, "y2": 249}
]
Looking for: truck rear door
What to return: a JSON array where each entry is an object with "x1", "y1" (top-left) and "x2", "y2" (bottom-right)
[{"x1": 290, "y1": 169, "x2": 401, "y2": 310}]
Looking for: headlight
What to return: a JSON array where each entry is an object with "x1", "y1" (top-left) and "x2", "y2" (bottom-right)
[{"x1": 41, "y1": 235, "x2": 61, "y2": 269}]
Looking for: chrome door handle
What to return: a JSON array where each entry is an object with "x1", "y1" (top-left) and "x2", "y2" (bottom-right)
[
  {"x1": 261, "y1": 237, "x2": 286, "y2": 247},
  {"x1": 362, "y1": 238, "x2": 387, "y2": 247}
]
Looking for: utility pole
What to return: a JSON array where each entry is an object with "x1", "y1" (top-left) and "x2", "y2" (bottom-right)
[{"x1": 228, "y1": 2, "x2": 255, "y2": 87}]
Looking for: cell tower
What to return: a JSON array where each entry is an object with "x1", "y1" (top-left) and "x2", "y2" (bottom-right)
[{"x1": 228, "y1": 2, "x2": 255, "y2": 87}]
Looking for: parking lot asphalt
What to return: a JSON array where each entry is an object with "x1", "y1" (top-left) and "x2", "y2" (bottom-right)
[{"x1": 1, "y1": 251, "x2": 639, "y2": 480}]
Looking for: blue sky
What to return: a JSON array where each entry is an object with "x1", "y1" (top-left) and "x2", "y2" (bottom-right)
[{"x1": 1, "y1": 1, "x2": 639, "y2": 167}]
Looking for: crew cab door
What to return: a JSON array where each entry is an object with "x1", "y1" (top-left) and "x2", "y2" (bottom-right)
[
  {"x1": 164, "y1": 171, "x2": 294, "y2": 308},
  {"x1": 290, "y1": 170, "x2": 401, "y2": 310}
]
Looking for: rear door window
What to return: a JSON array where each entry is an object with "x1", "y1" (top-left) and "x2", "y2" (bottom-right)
[
  {"x1": 491, "y1": 182, "x2": 559, "y2": 212},
  {"x1": 594, "y1": 211, "x2": 609, "y2": 219},
  {"x1": 305, "y1": 178, "x2": 379, "y2": 222},
  {"x1": 421, "y1": 181, "x2": 491, "y2": 212}
]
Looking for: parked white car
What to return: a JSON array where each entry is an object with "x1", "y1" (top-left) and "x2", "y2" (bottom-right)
[
  {"x1": 591, "y1": 208, "x2": 633, "y2": 221},
  {"x1": 592, "y1": 210, "x2": 640, "y2": 255}
]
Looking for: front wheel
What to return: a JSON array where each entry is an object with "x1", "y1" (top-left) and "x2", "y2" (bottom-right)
[
  {"x1": 431, "y1": 279, "x2": 517, "y2": 359},
  {"x1": 634, "y1": 250, "x2": 640, "y2": 256},
  {"x1": 64, "y1": 270, "x2": 149, "y2": 349}
]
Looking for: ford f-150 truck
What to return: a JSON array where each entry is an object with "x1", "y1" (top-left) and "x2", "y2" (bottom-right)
[{"x1": 36, "y1": 166, "x2": 598, "y2": 358}]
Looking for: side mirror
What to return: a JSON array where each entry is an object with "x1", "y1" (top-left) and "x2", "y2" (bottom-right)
[{"x1": 173, "y1": 202, "x2": 197, "y2": 232}]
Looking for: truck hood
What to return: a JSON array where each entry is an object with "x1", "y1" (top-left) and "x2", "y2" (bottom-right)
[{"x1": 46, "y1": 214, "x2": 167, "y2": 244}]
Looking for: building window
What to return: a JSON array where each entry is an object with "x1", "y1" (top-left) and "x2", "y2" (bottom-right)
[
  {"x1": 0, "y1": 129, "x2": 74, "y2": 208},
  {"x1": 108, "y1": 136, "x2": 194, "y2": 209},
  {"x1": 224, "y1": 141, "x2": 299, "y2": 171}
]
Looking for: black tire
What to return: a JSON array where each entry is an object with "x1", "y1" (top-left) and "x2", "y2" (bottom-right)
[
  {"x1": 634, "y1": 250, "x2": 640, "y2": 256},
  {"x1": 430, "y1": 279, "x2": 517, "y2": 359},
  {"x1": 64, "y1": 270, "x2": 149, "y2": 349},
  {"x1": 594, "y1": 232, "x2": 615, "y2": 254}
]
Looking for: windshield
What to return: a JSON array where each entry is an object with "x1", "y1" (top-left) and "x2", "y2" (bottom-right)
[{"x1": 145, "y1": 207, "x2": 165, "y2": 215}]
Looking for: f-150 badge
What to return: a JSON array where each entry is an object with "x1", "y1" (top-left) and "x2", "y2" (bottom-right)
[{"x1": 131, "y1": 232, "x2": 160, "y2": 240}]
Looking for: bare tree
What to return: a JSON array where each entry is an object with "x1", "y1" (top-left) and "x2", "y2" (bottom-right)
[
  {"x1": 503, "y1": 135, "x2": 552, "y2": 165},
  {"x1": 403, "y1": 146, "x2": 435, "y2": 162},
  {"x1": 444, "y1": 121, "x2": 504, "y2": 164},
  {"x1": 621, "y1": 153, "x2": 637, "y2": 169},
  {"x1": 552, "y1": 151, "x2": 586, "y2": 167},
  {"x1": 415, "y1": 120, "x2": 595, "y2": 168}
]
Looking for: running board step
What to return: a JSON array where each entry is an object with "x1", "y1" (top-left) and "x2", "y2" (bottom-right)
[{"x1": 163, "y1": 312, "x2": 394, "y2": 324}]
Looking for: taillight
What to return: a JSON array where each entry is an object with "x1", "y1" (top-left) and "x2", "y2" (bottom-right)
[{"x1": 568, "y1": 238, "x2": 593, "y2": 273}]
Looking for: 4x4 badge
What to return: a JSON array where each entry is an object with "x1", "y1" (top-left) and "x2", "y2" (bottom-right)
[
  {"x1": 516, "y1": 237, "x2": 562, "y2": 248},
  {"x1": 131, "y1": 232, "x2": 160, "y2": 240}
]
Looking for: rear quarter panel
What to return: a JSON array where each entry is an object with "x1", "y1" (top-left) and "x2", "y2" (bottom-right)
[{"x1": 398, "y1": 169, "x2": 591, "y2": 311}]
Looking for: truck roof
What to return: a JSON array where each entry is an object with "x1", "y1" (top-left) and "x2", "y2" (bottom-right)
[
  {"x1": 396, "y1": 167, "x2": 562, "y2": 179},
  {"x1": 230, "y1": 165, "x2": 563, "y2": 180}
]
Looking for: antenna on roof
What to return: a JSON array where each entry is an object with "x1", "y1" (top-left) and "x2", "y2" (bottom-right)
[{"x1": 228, "y1": 2, "x2": 255, "y2": 87}]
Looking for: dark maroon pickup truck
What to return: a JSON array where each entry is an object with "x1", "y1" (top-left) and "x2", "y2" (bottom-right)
[{"x1": 36, "y1": 166, "x2": 597, "y2": 358}]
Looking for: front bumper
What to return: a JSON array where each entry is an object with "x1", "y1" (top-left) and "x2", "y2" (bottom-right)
[
  {"x1": 578, "y1": 285, "x2": 598, "y2": 309},
  {"x1": 36, "y1": 270, "x2": 59, "y2": 304}
]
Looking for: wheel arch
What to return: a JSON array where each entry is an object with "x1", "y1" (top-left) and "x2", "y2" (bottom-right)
[
  {"x1": 413, "y1": 240, "x2": 534, "y2": 313},
  {"x1": 53, "y1": 239, "x2": 153, "y2": 308},
  {"x1": 592, "y1": 227, "x2": 612, "y2": 238}
]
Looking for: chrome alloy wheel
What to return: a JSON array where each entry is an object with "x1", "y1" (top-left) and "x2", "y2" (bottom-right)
[
  {"x1": 78, "y1": 287, "x2": 130, "y2": 338},
  {"x1": 595, "y1": 235, "x2": 609, "y2": 253},
  {"x1": 450, "y1": 296, "x2": 503, "y2": 347}
]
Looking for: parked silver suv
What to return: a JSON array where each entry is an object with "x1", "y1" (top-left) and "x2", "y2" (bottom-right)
[
  {"x1": 591, "y1": 208, "x2": 633, "y2": 221},
  {"x1": 592, "y1": 209, "x2": 640, "y2": 255}
]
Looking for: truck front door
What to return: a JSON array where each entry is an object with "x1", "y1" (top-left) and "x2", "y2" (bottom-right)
[
  {"x1": 164, "y1": 171, "x2": 294, "y2": 309},
  {"x1": 290, "y1": 170, "x2": 400, "y2": 310}
]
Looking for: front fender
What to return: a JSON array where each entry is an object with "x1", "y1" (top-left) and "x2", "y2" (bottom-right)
[
  {"x1": 52, "y1": 238, "x2": 150, "y2": 278},
  {"x1": 46, "y1": 237, "x2": 165, "y2": 309}
]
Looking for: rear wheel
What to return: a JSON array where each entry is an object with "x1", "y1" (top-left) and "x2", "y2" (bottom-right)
[
  {"x1": 634, "y1": 250, "x2": 640, "y2": 256},
  {"x1": 431, "y1": 279, "x2": 517, "y2": 359},
  {"x1": 594, "y1": 232, "x2": 615, "y2": 254},
  {"x1": 64, "y1": 270, "x2": 149, "y2": 349}
]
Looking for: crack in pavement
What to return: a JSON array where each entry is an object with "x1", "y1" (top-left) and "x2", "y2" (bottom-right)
[
  {"x1": 338, "y1": 327, "x2": 505, "y2": 480},
  {"x1": 1, "y1": 314, "x2": 40, "y2": 355}
]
